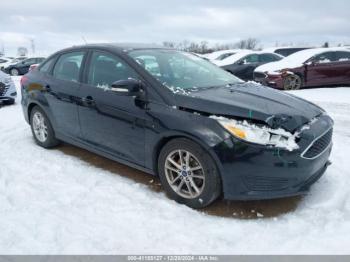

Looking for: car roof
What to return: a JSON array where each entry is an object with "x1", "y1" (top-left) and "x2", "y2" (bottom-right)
[{"x1": 59, "y1": 43, "x2": 168, "y2": 53}]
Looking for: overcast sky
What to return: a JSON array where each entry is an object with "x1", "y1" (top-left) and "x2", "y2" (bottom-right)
[{"x1": 1, "y1": 0, "x2": 350, "y2": 56}]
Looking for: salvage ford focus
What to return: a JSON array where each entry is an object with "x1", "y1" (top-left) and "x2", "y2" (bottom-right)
[{"x1": 21, "y1": 44, "x2": 333, "y2": 208}]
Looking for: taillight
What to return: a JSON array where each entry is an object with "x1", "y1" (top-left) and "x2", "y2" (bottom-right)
[{"x1": 20, "y1": 75, "x2": 28, "y2": 88}]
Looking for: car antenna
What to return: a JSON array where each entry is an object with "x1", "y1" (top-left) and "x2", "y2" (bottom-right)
[{"x1": 81, "y1": 36, "x2": 88, "y2": 45}]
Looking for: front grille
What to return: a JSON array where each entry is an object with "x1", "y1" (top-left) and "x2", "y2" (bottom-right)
[
  {"x1": 302, "y1": 128, "x2": 333, "y2": 159},
  {"x1": 244, "y1": 176, "x2": 289, "y2": 191},
  {"x1": 0, "y1": 82, "x2": 6, "y2": 96},
  {"x1": 254, "y1": 72, "x2": 267, "y2": 79}
]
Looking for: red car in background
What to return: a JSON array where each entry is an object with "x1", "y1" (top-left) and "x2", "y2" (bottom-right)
[{"x1": 254, "y1": 48, "x2": 350, "y2": 90}]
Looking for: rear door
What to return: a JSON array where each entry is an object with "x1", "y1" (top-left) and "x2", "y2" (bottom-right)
[
  {"x1": 334, "y1": 51, "x2": 350, "y2": 85},
  {"x1": 305, "y1": 51, "x2": 338, "y2": 86},
  {"x1": 44, "y1": 51, "x2": 85, "y2": 139}
]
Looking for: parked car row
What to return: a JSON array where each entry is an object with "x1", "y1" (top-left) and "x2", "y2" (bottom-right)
[
  {"x1": 254, "y1": 47, "x2": 350, "y2": 90},
  {"x1": 1, "y1": 57, "x2": 46, "y2": 76},
  {"x1": 203, "y1": 47, "x2": 350, "y2": 90}
]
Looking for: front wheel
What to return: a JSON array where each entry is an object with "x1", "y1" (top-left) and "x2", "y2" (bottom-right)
[
  {"x1": 158, "y1": 138, "x2": 221, "y2": 209},
  {"x1": 283, "y1": 74, "x2": 302, "y2": 90},
  {"x1": 30, "y1": 106, "x2": 60, "y2": 148}
]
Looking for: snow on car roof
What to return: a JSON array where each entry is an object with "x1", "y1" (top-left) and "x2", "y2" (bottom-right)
[
  {"x1": 213, "y1": 50, "x2": 254, "y2": 66},
  {"x1": 203, "y1": 49, "x2": 246, "y2": 60},
  {"x1": 214, "y1": 50, "x2": 282, "y2": 66},
  {"x1": 255, "y1": 47, "x2": 350, "y2": 73}
]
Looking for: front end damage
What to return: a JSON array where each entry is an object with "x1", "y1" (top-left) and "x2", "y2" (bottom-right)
[{"x1": 209, "y1": 113, "x2": 333, "y2": 200}]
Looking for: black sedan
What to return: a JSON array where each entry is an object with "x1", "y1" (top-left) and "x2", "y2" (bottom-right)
[
  {"x1": 4, "y1": 57, "x2": 45, "y2": 76},
  {"x1": 214, "y1": 51, "x2": 283, "y2": 81},
  {"x1": 21, "y1": 44, "x2": 333, "y2": 208}
]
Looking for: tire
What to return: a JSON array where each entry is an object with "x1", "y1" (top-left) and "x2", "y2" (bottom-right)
[
  {"x1": 158, "y1": 138, "x2": 221, "y2": 209},
  {"x1": 10, "y1": 68, "x2": 19, "y2": 76},
  {"x1": 283, "y1": 74, "x2": 302, "y2": 90},
  {"x1": 30, "y1": 106, "x2": 60, "y2": 148}
]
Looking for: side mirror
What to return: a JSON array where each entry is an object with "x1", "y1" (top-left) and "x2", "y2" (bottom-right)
[
  {"x1": 237, "y1": 60, "x2": 245, "y2": 65},
  {"x1": 304, "y1": 61, "x2": 315, "y2": 66},
  {"x1": 110, "y1": 78, "x2": 144, "y2": 96}
]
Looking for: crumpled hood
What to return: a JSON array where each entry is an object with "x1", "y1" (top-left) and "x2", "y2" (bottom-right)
[{"x1": 174, "y1": 83, "x2": 323, "y2": 132}]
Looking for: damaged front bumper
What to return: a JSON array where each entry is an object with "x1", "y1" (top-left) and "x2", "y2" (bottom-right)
[{"x1": 212, "y1": 114, "x2": 333, "y2": 200}]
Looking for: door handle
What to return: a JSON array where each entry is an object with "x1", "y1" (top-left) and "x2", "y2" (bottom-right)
[{"x1": 82, "y1": 96, "x2": 95, "y2": 107}]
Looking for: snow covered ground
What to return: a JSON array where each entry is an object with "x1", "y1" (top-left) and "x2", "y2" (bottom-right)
[{"x1": 0, "y1": 77, "x2": 350, "y2": 254}]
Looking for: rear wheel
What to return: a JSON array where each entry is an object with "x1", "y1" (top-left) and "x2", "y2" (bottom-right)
[
  {"x1": 158, "y1": 138, "x2": 221, "y2": 209},
  {"x1": 283, "y1": 74, "x2": 302, "y2": 90},
  {"x1": 10, "y1": 68, "x2": 19, "y2": 76},
  {"x1": 30, "y1": 106, "x2": 60, "y2": 148}
]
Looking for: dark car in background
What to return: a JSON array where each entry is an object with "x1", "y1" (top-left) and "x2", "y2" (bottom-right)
[
  {"x1": 21, "y1": 44, "x2": 333, "y2": 208},
  {"x1": 4, "y1": 57, "x2": 45, "y2": 76},
  {"x1": 264, "y1": 47, "x2": 313, "y2": 57},
  {"x1": 254, "y1": 48, "x2": 350, "y2": 90},
  {"x1": 214, "y1": 51, "x2": 283, "y2": 81}
]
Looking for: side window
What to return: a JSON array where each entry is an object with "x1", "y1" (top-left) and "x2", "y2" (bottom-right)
[
  {"x1": 39, "y1": 57, "x2": 56, "y2": 73},
  {"x1": 336, "y1": 51, "x2": 350, "y2": 62},
  {"x1": 240, "y1": 54, "x2": 259, "y2": 64},
  {"x1": 259, "y1": 53, "x2": 282, "y2": 62},
  {"x1": 88, "y1": 51, "x2": 138, "y2": 88},
  {"x1": 53, "y1": 52, "x2": 84, "y2": 82},
  {"x1": 23, "y1": 58, "x2": 36, "y2": 65},
  {"x1": 216, "y1": 52, "x2": 235, "y2": 60},
  {"x1": 36, "y1": 58, "x2": 45, "y2": 63},
  {"x1": 312, "y1": 52, "x2": 336, "y2": 64}
]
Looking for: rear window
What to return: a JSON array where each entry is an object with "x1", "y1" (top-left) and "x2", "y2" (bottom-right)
[
  {"x1": 259, "y1": 53, "x2": 282, "y2": 63},
  {"x1": 312, "y1": 52, "x2": 336, "y2": 63},
  {"x1": 275, "y1": 48, "x2": 310, "y2": 57},
  {"x1": 53, "y1": 52, "x2": 84, "y2": 82},
  {"x1": 336, "y1": 51, "x2": 350, "y2": 62},
  {"x1": 38, "y1": 57, "x2": 56, "y2": 74},
  {"x1": 216, "y1": 52, "x2": 236, "y2": 60}
]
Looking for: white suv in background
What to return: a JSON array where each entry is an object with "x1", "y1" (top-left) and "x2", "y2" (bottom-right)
[
  {"x1": 0, "y1": 57, "x2": 13, "y2": 71},
  {"x1": 0, "y1": 71, "x2": 17, "y2": 105}
]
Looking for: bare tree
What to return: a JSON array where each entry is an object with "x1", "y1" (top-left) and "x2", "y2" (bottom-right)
[
  {"x1": 234, "y1": 38, "x2": 259, "y2": 50},
  {"x1": 162, "y1": 37, "x2": 260, "y2": 54}
]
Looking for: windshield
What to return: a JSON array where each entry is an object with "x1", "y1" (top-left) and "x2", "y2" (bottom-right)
[{"x1": 128, "y1": 49, "x2": 241, "y2": 91}]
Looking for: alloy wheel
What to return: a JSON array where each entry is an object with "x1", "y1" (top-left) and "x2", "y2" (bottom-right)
[
  {"x1": 164, "y1": 149, "x2": 205, "y2": 199},
  {"x1": 32, "y1": 111, "x2": 48, "y2": 142},
  {"x1": 10, "y1": 68, "x2": 19, "y2": 76},
  {"x1": 284, "y1": 75, "x2": 302, "y2": 90}
]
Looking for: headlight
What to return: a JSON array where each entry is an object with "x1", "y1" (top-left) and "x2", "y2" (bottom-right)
[{"x1": 212, "y1": 116, "x2": 299, "y2": 151}]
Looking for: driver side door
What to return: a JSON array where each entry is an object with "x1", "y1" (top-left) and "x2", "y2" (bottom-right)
[{"x1": 78, "y1": 50, "x2": 148, "y2": 166}]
